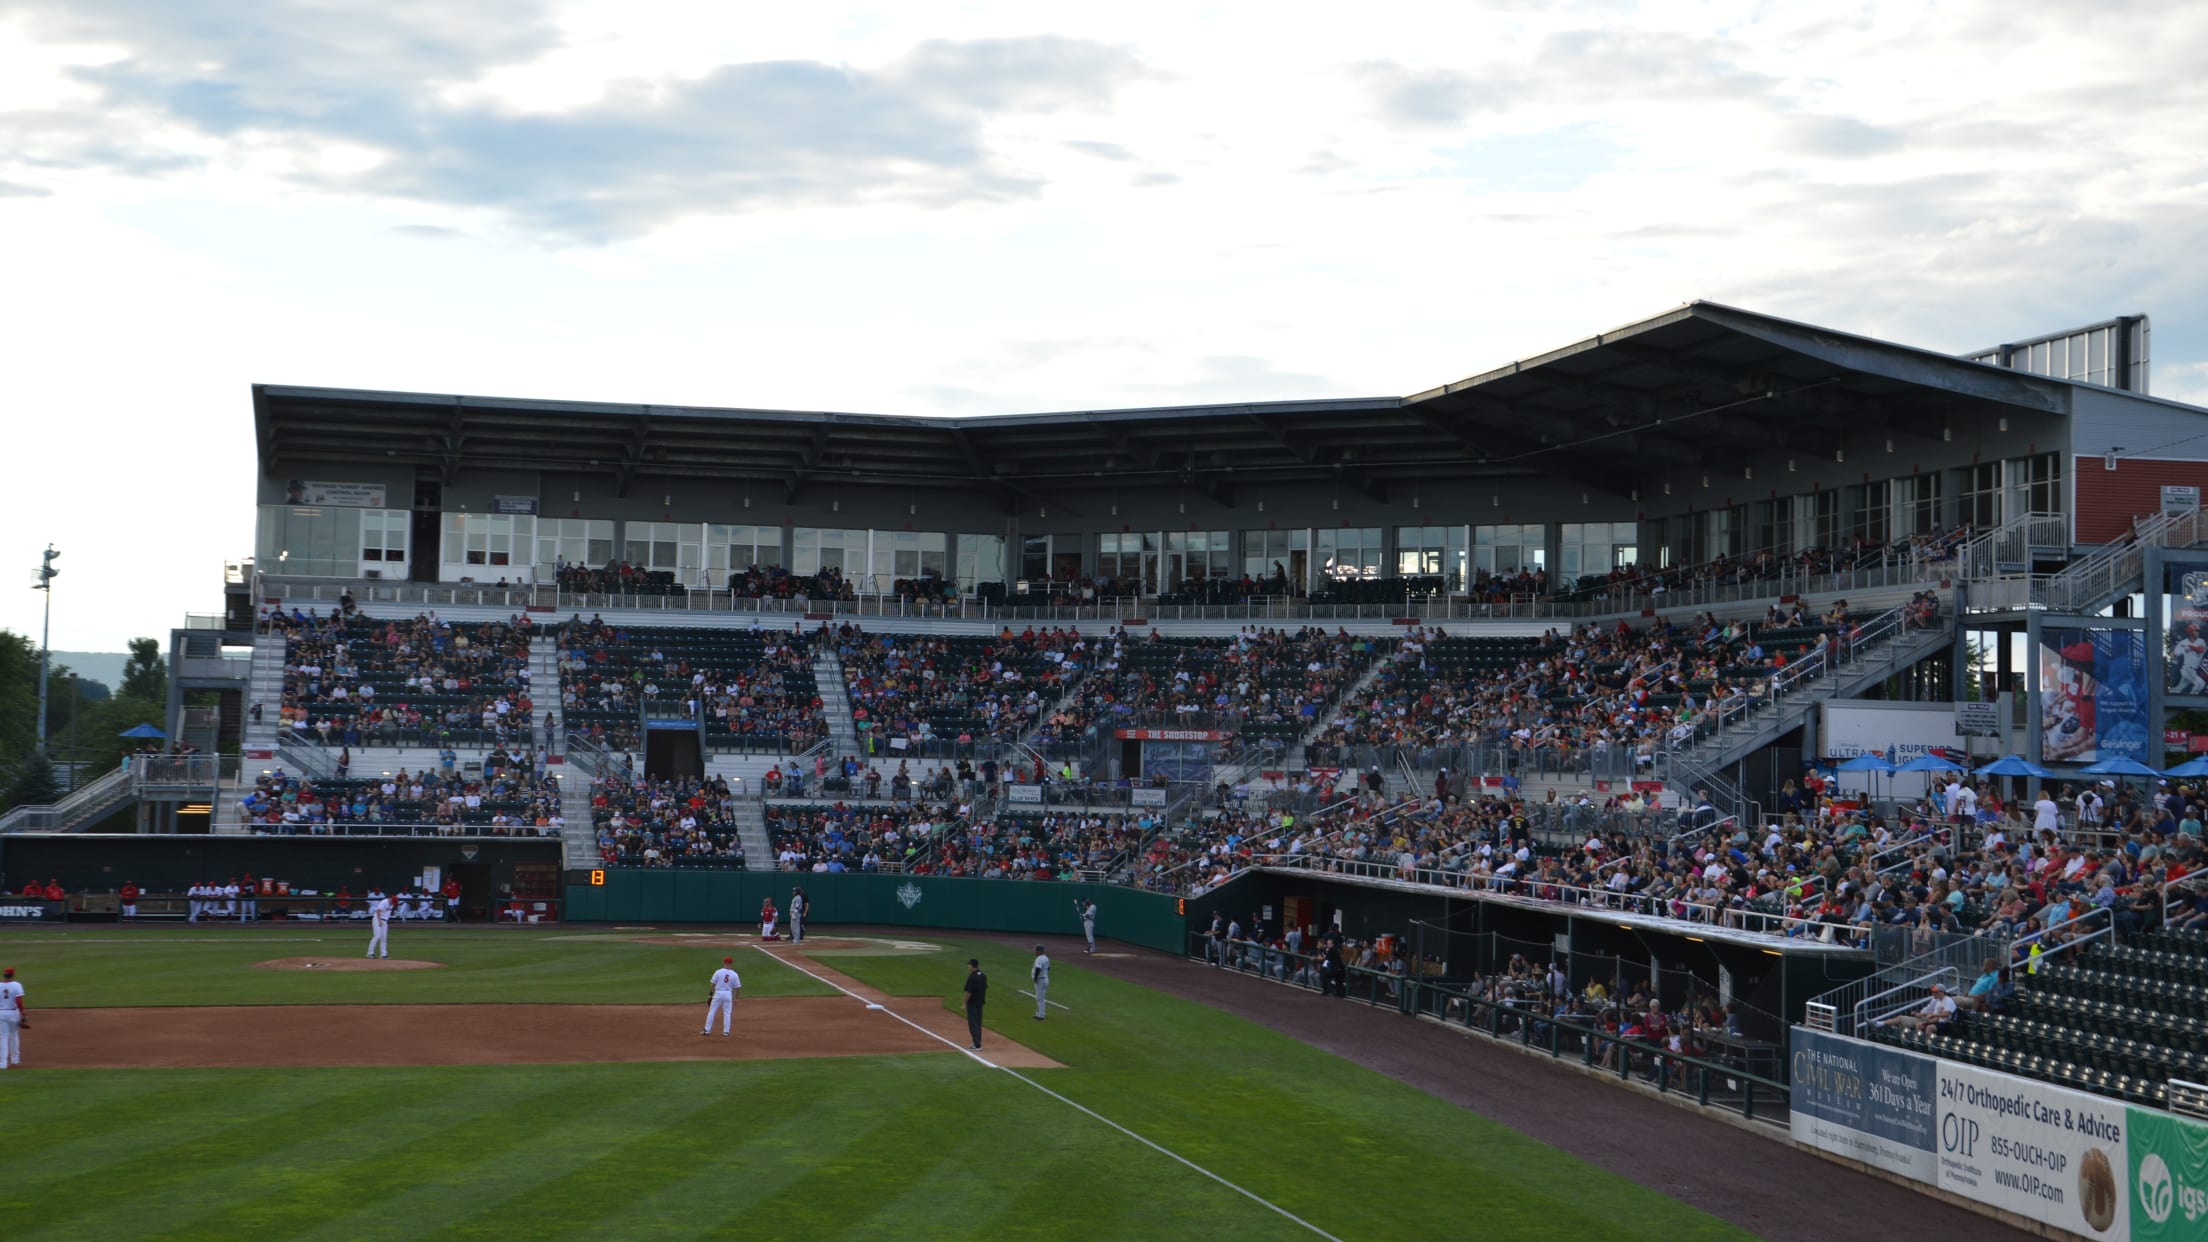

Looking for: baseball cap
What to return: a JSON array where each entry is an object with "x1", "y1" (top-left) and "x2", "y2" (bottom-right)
[
  {"x1": 2, "y1": 967, "x2": 11, "y2": 977},
  {"x1": 723, "y1": 956, "x2": 733, "y2": 964},
  {"x1": 1035, "y1": 944, "x2": 1045, "y2": 952},
  {"x1": 967, "y1": 957, "x2": 980, "y2": 967}
]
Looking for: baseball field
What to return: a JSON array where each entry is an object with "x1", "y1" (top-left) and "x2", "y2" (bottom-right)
[{"x1": 0, "y1": 923, "x2": 1755, "y2": 1241}]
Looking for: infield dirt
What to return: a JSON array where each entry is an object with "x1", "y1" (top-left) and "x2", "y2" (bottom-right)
[{"x1": 37, "y1": 946, "x2": 1059, "y2": 1070}]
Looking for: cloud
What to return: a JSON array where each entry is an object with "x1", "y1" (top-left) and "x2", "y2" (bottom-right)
[
  {"x1": 1348, "y1": 30, "x2": 1778, "y2": 130},
  {"x1": 387, "y1": 224, "x2": 464, "y2": 240},
  {"x1": 0, "y1": 180, "x2": 54, "y2": 198},
  {"x1": 1, "y1": 6, "x2": 1151, "y2": 242}
]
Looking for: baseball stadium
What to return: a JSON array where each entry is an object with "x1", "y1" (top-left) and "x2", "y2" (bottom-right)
[{"x1": 8, "y1": 301, "x2": 2208, "y2": 1241}]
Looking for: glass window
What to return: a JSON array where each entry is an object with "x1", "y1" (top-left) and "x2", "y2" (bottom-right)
[
  {"x1": 1395, "y1": 524, "x2": 1466, "y2": 588},
  {"x1": 1471, "y1": 523, "x2": 1544, "y2": 578},
  {"x1": 443, "y1": 513, "x2": 535, "y2": 576},
  {"x1": 1895, "y1": 474, "x2": 1943, "y2": 539},
  {"x1": 1959, "y1": 463, "x2": 2001, "y2": 529},
  {"x1": 956, "y1": 534, "x2": 1006, "y2": 591},
  {"x1": 1019, "y1": 535, "x2": 1050, "y2": 582},
  {"x1": 1242, "y1": 529, "x2": 1309, "y2": 590},
  {"x1": 868, "y1": 530, "x2": 946, "y2": 588},
  {"x1": 1849, "y1": 482, "x2": 1889, "y2": 547},
  {"x1": 1316, "y1": 527, "x2": 1384, "y2": 580},
  {"x1": 1559, "y1": 521, "x2": 1633, "y2": 584},
  {"x1": 258, "y1": 505, "x2": 364, "y2": 577},
  {"x1": 1165, "y1": 530, "x2": 1230, "y2": 586},
  {"x1": 793, "y1": 527, "x2": 868, "y2": 579},
  {"x1": 359, "y1": 510, "x2": 408, "y2": 564}
]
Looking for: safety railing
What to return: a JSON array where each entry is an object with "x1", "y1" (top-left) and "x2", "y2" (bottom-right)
[
  {"x1": 0, "y1": 764, "x2": 136, "y2": 833},
  {"x1": 1191, "y1": 934, "x2": 1788, "y2": 1124},
  {"x1": 258, "y1": 561, "x2": 1964, "y2": 630},
  {"x1": 130, "y1": 753, "x2": 239, "y2": 789},
  {"x1": 1853, "y1": 966, "x2": 1962, "y2": 1033},
  {"x1": 1245, "y1": 852, "x2": 1841, "y2": 940}
]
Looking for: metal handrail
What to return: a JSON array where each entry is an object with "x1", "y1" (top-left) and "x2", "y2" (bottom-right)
[
  {"x1": 1247, "y1": 851, "x2": 1837, "y2": 939},
  {"x1": 1853, "y1": 966, "x2": 1961, "y2": 1032}
]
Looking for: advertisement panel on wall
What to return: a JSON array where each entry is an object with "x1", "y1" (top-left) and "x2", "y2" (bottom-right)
[
  {"x1": 282, "y1": 480, "x2": 388, "y2": 508},
  {"x1": 1934, "y1": 1059, "x2": 2129, "y2": 1237},
  {"x1": 1789, "y1": 1027, "x2": 1939, "y2": 1183},
  {"x1": 1819, "y1": 703, "x2": 1974, "y2": 799},
  {"x1": 2162, "y1": 561, "x2": 2208, "y2": 696},
  {"x1": 2039, "y1": 627, "x2": 2150, "y2": 765},
  {"x1": 2127, "y1": 1106, "x2": 2208, "y2": 1242}
]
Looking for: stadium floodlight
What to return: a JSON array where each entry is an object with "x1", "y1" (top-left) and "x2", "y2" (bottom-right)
[{"x1": 33, "y1": 544, "x2": 58, "y2": 755}]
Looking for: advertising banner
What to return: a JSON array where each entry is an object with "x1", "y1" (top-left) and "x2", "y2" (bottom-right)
[
  {"x1": 1006, "y1": 784, "x2": 1042, "y2": 805},
  {"x1": 2039, "y1": 627, "x2": 2150, "y2": 764},
  {"x1": 2163, "y1": 561, "x2": 2208, "y2": 696},
  {"x1": 1130, "y1": 788, "x2": 1168, "y2": 807},
  {"x1": 1788, "y1": 1028, "x2": 1939, "y2": 1183},
  {"x1": 1934, "y1": 1060, "x2": 2129, "y2": 1236},
  {"x1": 283, "y1": 480, "x2": 388, "y2": 508},
  {"x1": 2127, "y1": 1106, "x2": 2208, "y2": 1242},
  {"x1": 492, "y1": 494, "x2": 539, "y2": 515}
]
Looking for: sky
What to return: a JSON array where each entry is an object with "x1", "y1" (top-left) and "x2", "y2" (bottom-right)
[{"x1": 3, "y1": 0, "x2": 2206, "y2": 648}]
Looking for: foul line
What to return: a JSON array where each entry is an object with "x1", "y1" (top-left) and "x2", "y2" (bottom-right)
[
  {"x1": 1017, "y1": 988, "x2": 1071, "y2": 1011},
  {"x1": 758, "y1": 947, "x2": 1341, "y2": 1241}
]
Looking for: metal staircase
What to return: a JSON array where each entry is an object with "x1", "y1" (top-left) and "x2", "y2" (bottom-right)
[
  {"x1": 1655, "y1": 604, "x2": 1954, "y2": 820},
  {"x1": 0, "y1": 765, "x2": 136, "y2": 833}
]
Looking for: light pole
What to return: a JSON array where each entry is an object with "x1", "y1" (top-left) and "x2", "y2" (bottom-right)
[{"x1": 33, "y1": 544, "x2": 59, "y2": 756}]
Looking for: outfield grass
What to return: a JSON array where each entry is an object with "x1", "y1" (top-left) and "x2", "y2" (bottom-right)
[{"x1": 0, "y1": 927, "x2": 1754, "y2": 1240}]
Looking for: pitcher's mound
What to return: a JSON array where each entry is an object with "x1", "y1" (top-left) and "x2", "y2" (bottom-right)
[{"x1": 255, "y1": 957, "x2": 446, "y2": 972}]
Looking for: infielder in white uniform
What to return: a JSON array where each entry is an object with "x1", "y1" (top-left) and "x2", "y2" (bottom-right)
[
  {"x1": 1075, "y1": 898, "x2": 1097, "y2": 954},
  {"x1": 0, "y1": 966, "x2": 26, "y2": 1069},
  {"x1": 1030, "y1": 945, "x2": 1051, "y2": 1020},
  {"x1": 366, "y1": 894, "x2": 394, "y2": 959},
  {"x1": 703, "y1": 957, "x2": 742, "y2": 1035}
]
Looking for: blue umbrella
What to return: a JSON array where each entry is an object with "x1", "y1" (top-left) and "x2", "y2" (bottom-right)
[
  {"x1": 117, "y1": 723, "x2": 167, "y2": 739},
  {"x1": 1974, "y1": 755, "x2": 2052, "y2": 778},
  {"x1": 2165, "y1": 756, "x2": 2208, "y2": 778},
  {"x1": 1834, "y1": 754, "x2": 1898, "y2": 773},
  {"x1": 2079, "y1": 757, "x2": 2163, "y2": 779},
  {"x1": 1896, "y1": 754, "x2": 1964, "y2": 773}
]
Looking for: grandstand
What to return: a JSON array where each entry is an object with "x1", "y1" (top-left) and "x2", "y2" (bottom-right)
[{"x1": 18, "y1": 299, "x2": 2208, "y2": 1223}]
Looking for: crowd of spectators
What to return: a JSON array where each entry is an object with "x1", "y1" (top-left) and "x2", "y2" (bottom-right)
[
  {"x1": 268, "y1": 609, "x2": 536, "y2": 748},
  {"x1": 1032, "y1": 626, "x2": 1388, "y2": 750},
  {"x1": 554, "y1": 615, "x2": 825, "y2": 752},
  {"x1": 1559, "y1": 527, "x2": 1971, "y2": 606},
  {"x1": 832, "y1": 624, "x2": 1086, "y2": 748},
  {"x1": 238, "y1": 758, "x2": 561, "y2": 836},
  {"x1": 764, "y1": 801, "x2": 1148, "y2": 879},
  {"x1": 1305, "y1": 613, "x2": 1830, "y2": 775},
  {"x1": 591, "y1": 772, "x2": 745, "y2": 867}
]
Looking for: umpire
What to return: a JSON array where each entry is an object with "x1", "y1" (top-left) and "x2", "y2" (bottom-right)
[{"x1": 963, "y1": 957, "x2": 988, "y2": 1050}]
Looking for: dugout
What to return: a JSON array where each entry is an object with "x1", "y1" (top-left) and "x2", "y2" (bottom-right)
[
  {"x1": 0, "y1": 833, "x2": 563, "y2": 922},
  {"x1": 1197, "y1": 869, "x2": 1875, "y2": 1042}
]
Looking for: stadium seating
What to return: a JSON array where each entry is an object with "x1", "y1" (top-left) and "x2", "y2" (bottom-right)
[
  {"x1": 238, "y1": 763, "x2": 561, "y2": 836},
  {"x1": 557, "y1": 618, "x2": 825, "y2": 753},
  {"x1": 591, "y1": 772, "x2": 747, "y2": 868},
  {"x1": 273, "y1": 611, "x2": 537, "y2": 749},
  {"x1": 833, "y1": 625, "x2": 1084, "y2": 752}
]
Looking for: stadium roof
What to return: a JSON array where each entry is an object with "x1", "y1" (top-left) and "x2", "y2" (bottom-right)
[{"x1": 255, "y1": 300, "x2": 2084, "y2": 508}]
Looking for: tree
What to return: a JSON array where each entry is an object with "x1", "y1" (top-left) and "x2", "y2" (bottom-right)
[
  {"x1": 7, "y1": 751, "x2": 60, "y2": 809},
  {"x1": 121, "y1": 637, "x2": 167, "y2": 704}
]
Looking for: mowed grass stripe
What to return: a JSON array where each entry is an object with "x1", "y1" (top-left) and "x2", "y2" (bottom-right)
[
  {"x1": 825, "y1": 940, "x2": 1750, "y2": 1240},
  {"x1": 0, "y1": 930, "x2": 1752, "y2": 1240},
  {"x1": 0, "y1": 927, "x2": 835, "y2": 1007}
]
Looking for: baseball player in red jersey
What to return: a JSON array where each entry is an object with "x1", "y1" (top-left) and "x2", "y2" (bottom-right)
[
  {"x1": 0, "y1": 966, "x2": 26, "y2": 1069},
  {"x1": 760, "y1": 897, "x2": 780, "y2": 940},
  {"x1": 120, "y1": 881, "x2": 141, "y2": 920}
]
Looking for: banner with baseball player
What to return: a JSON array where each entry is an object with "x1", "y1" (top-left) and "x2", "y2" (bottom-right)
[
  {"x1": 2163, "y1": 562, "x2": 2208, "y2": 699},
  {"x1": 2037, "y1": 626, "x2": 2150, "y2": 765}
]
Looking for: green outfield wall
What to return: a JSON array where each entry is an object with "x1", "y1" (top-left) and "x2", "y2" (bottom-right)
[{"x1": 564, "y1": 869, "x2": 1188, "y2": 953}]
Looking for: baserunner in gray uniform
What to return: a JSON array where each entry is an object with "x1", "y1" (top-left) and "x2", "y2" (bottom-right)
[{"x1": 1031, "y1": 945, "x2": 1051, "y2": 1020}]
